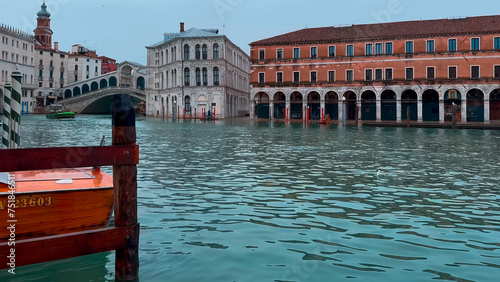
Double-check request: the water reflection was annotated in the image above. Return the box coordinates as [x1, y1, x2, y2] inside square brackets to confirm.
[3, 115, 500, 281]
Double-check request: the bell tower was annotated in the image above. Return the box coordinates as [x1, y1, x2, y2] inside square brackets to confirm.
[34, 1, 53, 48]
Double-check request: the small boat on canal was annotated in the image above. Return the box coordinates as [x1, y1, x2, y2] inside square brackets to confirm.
[0, 168, 113, 240]
[46, 104, 75, 119]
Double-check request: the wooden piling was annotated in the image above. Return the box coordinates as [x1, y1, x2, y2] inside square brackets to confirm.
[112, 94, 139, 281]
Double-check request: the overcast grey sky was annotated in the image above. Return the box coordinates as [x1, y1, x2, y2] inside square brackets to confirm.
[2, 0, 499, 65]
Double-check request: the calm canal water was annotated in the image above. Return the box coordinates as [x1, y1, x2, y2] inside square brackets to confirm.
[2, 115, 500, 282]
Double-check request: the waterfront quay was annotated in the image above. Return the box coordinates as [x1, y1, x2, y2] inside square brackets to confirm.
[250, 16, 500, 126]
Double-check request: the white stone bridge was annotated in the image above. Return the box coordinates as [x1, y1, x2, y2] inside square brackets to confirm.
[58, 87, 146, 114]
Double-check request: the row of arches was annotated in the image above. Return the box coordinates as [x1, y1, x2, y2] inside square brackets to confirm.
[254, 88, 500, 122]
[63, 76, 146, 99]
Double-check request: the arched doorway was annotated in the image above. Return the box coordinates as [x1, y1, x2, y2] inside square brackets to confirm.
[290, 92, 303, 120]
[422, 90, 439, 121]
[466, 89, 484, 122]
[325, 92, 339, 120]
[109, 76, 117, 87]
[402, 90, 418, 121]
[273, 92, 286, 119]
[137, 76, 145, 90]
[361, 91, 376, 121]
[91, 82, 99, 92]
[255, 92, 270, 119]
[344, 91, 357, 120]
[73, 87, 81, 97]
[490, 89, 500, 120]
[197, 95, 208, 116]
[82, 84, 90, 94]
[381, 90, 397, 121]
[444, 89, 462, 122]
[64, 89, 72, 99]
[307, 92, 321, 120]
[100, 79, 108, 89]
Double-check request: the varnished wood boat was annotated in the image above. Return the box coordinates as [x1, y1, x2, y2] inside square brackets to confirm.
[0, 168, 113, 240]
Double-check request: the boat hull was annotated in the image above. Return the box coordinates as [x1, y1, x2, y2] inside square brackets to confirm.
[46, 112, 75, 119]
[0, 169, 113, 240]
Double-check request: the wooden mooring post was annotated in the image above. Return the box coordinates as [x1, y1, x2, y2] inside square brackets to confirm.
[0, 94, 140, 281]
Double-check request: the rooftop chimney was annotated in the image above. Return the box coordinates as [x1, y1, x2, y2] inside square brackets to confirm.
[54, 41, 59, 51]
[180, 22, 185, 33]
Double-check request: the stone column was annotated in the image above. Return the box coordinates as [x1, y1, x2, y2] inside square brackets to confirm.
[484, 99, 490, 123]
[270, 101, 274, 120]
[357, 100, 362, 122]
[376, 99, 381, 121]
[396, 99, 402, 123]
[320, 99, 325, 121]
[439, 99, 445, 123]
[250, 100, 255, 119]
[303, 100, 308, 122]
[417, 98, 423, 122]
[338, 101, 343, 122]
[461, 98, 467, 123]
[286, 99, 291, 121]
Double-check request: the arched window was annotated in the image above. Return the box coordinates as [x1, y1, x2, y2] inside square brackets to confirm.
[196, 68, 201, 86]
[50, 60, 53, 67]
[195, 45, 201, 60]
[39, 59, 43, 66]
[184, 44, 190, 60]
[75, 65, 78, 71]
[213, 67, 220, 86]
[202, 68, 208, 86]
[184, 68, 190, 86]
[185, 96, 191, 112]
[86, 65, 90, 71]
[213, 44, 220, 59]
[95, 66, 98, 72]
[202, 44, 208, 60]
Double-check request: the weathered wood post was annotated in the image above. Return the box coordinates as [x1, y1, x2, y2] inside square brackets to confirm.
[112, 94, 139, 281]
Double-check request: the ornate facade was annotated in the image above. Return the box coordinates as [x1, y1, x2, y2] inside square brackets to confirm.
[250, 16, 500, 123]
[146, 23, 250, 119]
[0, 24, 36, 113]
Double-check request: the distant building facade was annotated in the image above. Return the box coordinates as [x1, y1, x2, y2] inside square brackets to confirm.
[99, 56, 117, 74]
[250, 16, 500, 123]
[33, 1, 68, 107]
[145, 23, 250, 119]
[68, 44, 102, 84]
[0, 24, 36, 113]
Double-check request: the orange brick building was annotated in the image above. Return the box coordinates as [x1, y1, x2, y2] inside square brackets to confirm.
[249, 16, 500, 123]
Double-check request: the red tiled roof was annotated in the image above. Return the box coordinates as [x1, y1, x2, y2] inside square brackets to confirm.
[250, 15, 500, 46]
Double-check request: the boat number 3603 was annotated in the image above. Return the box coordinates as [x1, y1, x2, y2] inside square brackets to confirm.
[0, 196, 52, 209]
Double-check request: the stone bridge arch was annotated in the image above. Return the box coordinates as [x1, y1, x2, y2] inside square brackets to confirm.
[58, 87, 146, 114]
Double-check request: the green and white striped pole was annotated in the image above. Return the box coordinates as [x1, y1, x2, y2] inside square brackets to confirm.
[2, 83, 11, 149]
[10, 71, 22, 149]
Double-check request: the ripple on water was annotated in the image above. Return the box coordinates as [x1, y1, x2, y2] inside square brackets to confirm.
[4, 116, 500, 282]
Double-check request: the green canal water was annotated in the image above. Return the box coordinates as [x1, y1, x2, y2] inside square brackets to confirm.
[2, 115, 500, 281]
